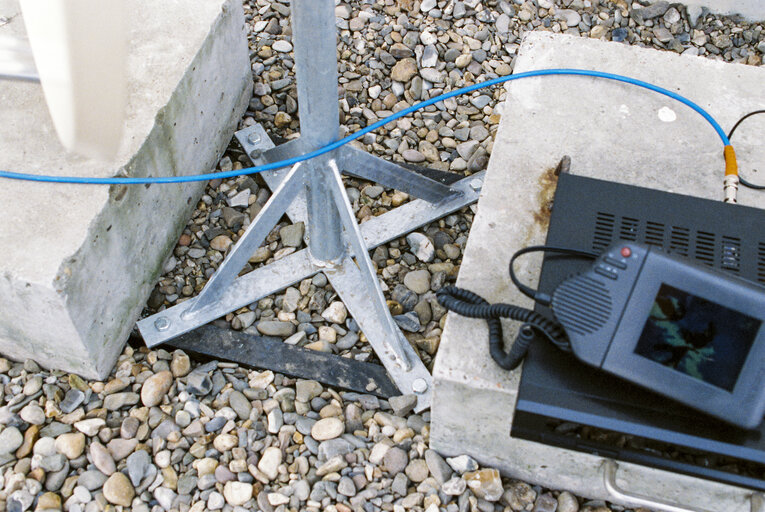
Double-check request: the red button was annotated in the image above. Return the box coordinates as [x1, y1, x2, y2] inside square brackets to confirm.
[621, 247, 632, 258]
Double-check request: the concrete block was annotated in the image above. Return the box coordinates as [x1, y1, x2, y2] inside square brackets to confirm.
[431, 32, 765, 511]
[649, 0, 765, 21]
[0, 0, 253, 378]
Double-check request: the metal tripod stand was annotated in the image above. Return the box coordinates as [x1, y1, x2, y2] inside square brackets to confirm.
[138, 0, 483, 411]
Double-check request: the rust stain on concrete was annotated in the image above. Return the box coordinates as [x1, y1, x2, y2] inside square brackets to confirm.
[533, 166, 559, 232]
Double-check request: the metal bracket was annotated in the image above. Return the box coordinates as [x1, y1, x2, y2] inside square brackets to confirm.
[602, 460, 713, 512]
[138, 0, 485, 410]
[137, 155, 482, 411]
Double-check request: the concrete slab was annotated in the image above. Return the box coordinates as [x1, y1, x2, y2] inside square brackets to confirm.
[431, 32, 765, 511]
[652, 0, 765, 22]
[0, 0, 252, 378]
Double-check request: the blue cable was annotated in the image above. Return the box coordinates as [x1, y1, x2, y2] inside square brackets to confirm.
[0, 68, 731, 185]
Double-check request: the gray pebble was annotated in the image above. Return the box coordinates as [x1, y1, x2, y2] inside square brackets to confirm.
[293, 479, 310, 501]
[392, 285, 419, 311]
[39, 421, 71, 438]
[296, 416, 316, 436]
[256, 320, 296, 337]
[338, 476, 356, 497]
[469, 95, 491, 109]
[205, 416, 227, 433]
[393, 312, 422, 333]
[127, 449, 152, 486]
[426, 450, 453, 484]
[0, 426, 22, 454]
[403, 269, 431, 294]
[78, 469, 109, 491]
[318, 438, 353, 461]
[534, 492, 559, 512]
[178, 474, 198, 495]
[59, 389, 85, 414]
[121, 417, 139, 439]
[557, 491, 580, 512]
[389, 394, 418, 417]
[7, 490, 34, 512]
[154, 487, 177, 510]
[45, 460, 70, 491]
[392, 472, 409, 495]
[186, 371, 213, 396]
[363, 185, 384, 198]
[382, 447, 408, 474]
[198, 473, 217, 491]
[228, 390, 252, 420]
[421, 45, 439, 68]
[336, 332, 359, 350]
[280, 222, 305, 247]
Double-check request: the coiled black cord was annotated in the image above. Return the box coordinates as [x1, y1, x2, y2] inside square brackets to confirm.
[436, 286, 570, 370]
[437, 246, 598, 370]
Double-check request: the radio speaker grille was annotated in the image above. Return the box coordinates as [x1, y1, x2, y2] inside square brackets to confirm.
[552, 275, 613, 335]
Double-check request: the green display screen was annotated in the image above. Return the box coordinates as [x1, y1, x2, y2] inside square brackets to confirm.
[634, 283, 761, 391]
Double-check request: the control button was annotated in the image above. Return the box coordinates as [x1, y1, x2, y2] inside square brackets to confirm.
[595, 265, 618, 280]
[604, 256, 627, 269]
[620, 246, 632, 258]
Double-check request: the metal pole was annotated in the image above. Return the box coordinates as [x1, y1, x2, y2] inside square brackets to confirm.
[291, 0, 344, 263]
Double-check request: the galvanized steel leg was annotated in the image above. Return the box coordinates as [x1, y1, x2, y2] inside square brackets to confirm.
[183, 163, 305, 316]
[323, 160, 433, 408]
[337, 145, 458, 203]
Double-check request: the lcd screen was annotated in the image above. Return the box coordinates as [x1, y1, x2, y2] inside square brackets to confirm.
[634, 283, 761, 391]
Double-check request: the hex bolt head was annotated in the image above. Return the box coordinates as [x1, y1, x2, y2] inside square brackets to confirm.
[412, 378, 428, 394]
[247, 131, 262, 145]
[154, 317, 171, 331]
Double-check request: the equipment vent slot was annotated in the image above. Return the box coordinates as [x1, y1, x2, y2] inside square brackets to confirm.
[645, 221, 665, 247]
[592, 212, 615, 251]
[694, 231, 716, 266]
[668, 226, 690, 257]
[721, 236, 741, 273]
[758, 242, 765, 284]
[619, 216, 640, 241]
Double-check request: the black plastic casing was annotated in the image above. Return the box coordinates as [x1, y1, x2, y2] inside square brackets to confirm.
[552, 242, 765, 429]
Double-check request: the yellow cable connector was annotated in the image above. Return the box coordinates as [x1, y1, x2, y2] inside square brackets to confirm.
[723, 145, 739, 203]
[724, 145, 738, 176]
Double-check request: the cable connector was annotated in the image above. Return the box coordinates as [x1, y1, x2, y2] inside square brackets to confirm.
[724, 174, 739, 204]
[724, 145, 738, 176]
[724, 145, 739, 203]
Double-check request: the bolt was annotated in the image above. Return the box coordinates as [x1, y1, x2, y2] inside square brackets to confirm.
[412, 378, 428, 394]
[470, 178, 483, 191]
[247, 131, 262, 145]
[154, 317, 170, 331]
[249, 149, 263, 160]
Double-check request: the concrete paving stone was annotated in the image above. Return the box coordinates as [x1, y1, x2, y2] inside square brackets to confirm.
[648, 0, 765, 22]
[0, 0, 253, 378]
[431, 31, 765, 512]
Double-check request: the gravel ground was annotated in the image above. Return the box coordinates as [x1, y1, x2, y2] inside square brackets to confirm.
[2, 1, 765, 512]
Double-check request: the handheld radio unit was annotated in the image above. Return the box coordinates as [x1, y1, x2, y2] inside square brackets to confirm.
[554, 243, 765, 429]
